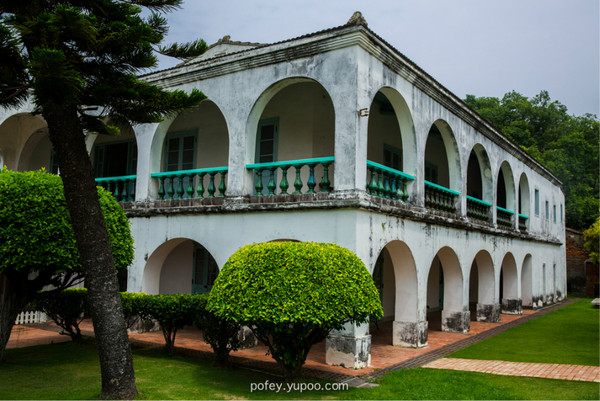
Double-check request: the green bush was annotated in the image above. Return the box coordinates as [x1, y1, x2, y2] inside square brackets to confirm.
[195, 293, 242, 366]
[31, 288, 88, 341]
[208, 241, 382, 380]
[141, 293, 204, 355]
[120, 292, 149, 330]
[0, 170, 134, 275]
[0, 169, 134, 361]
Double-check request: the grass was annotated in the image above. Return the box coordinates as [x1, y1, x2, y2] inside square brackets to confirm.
[1, 338, 598, 400]
[449, 298, 600, 365]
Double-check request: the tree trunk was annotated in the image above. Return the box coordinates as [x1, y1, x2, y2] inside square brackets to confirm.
[44, 104, 138, 399]
[0, 273, 29, 361]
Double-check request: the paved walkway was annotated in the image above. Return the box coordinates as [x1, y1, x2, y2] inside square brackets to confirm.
[424, 358, 600, 382]
[8, 298, 597, 385]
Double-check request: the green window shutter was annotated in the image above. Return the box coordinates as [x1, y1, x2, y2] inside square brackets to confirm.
[255, 118, 279, 163]
[164, 131, 197, 172]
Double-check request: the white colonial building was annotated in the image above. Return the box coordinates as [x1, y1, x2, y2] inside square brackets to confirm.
[0, 13, 566, 369]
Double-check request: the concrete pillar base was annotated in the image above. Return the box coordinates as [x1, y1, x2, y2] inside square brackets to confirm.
[502, 298, 523, 315]
[325, 333, 371, 369]
[392, 320, 428, 348]
[476, 303, 501, 323]
[441, 310, 470, 333]
[237, 326, 257, 349]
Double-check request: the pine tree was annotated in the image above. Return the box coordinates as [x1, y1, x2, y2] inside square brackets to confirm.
[0, 1, 207, 398]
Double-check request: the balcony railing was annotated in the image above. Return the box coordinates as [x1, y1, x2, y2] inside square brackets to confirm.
[424, 181, 459, 213]
[247, 157, 334, 195]
[466, 196, 491, 222]
[496, 206, 514, 228]
[151, 167, 228, 200]
[366, 161, 414, 202]
[95, 175, 136, 202]
[518, 214, 529, 231]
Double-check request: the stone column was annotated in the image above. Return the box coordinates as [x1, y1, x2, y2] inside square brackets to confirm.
[476, 303, 501, 322]
[441, 310, 470, 333]
[501, 298, 523, 315]
[392, 320, 428, 348]
[326, 322, 371, 369]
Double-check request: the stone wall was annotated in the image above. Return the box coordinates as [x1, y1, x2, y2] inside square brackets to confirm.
[565, 228, 588, 294]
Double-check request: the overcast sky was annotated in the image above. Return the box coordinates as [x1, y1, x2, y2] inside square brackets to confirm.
[152, 0, 599, 117]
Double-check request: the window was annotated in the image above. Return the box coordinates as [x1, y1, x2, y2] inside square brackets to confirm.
[383, 144, 402, 171]
[163, 131, 197, 195]
[534, 189, 540, 216]
[94, 140, 137, 178]
[545, 200, 549, 220]
[255, 118, 278, 164]
[553, 204, 556, 223]
[164, 131, 196, 172]
[192, 243, 219, 294]
[560, 204, 563, 223]
[254, 118, 279, 194]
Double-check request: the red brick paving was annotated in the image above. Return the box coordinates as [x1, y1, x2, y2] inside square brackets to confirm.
[6, 325, 70, 349]
[8, 304, 596, 383]
[424, 358, 600, 382]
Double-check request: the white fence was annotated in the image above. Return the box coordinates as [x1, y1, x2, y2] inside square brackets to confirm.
[15, 310, 46, 325]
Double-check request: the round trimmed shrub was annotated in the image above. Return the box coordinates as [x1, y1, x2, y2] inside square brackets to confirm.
[208, 241, 382, 380]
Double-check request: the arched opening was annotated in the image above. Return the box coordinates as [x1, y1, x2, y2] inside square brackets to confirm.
[500, 253, 521, 314]
[365, 88, 416, 200]
[424, 121, 461, 213]
[468, 250, 498, 322]
[90, 121, 138, 200]
[466, 145, 493, 222]
[17, 128, 56, 173]
[155, 100, 230, 199]
[521, 254, 533, 308]
[426, 247, 467, 333]
[518, 173, 531, 231]
[142, 238, 219, 295]
[371, 241, 422, 347]
[552, 263, 557, 302]
[0, 113, 47, 170]
[542, 263, 548, 304]
[246, 78, 335, 195]
[496, 161, 516, 228]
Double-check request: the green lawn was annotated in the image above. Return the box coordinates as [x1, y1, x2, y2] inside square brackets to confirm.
[449, 298, 600, 365]
[1, 338, 597, 400]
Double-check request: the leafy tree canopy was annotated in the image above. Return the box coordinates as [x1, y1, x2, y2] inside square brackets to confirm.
[583, 217, 599, 264]
[465, 91, 599, 231]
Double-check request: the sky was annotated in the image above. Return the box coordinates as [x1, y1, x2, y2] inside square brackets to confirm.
[151, 0, 600, 117]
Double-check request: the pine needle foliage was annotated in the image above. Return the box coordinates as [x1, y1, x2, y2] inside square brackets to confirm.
[0, 0, 208, 128]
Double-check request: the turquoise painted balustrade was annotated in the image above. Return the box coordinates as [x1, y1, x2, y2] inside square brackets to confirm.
[151, 167, 228, 200]
[466, 196, 491, 222]
[496, 206, 514, 228]
[518, 214, 529, 231]
[424, 181, 459, 213]
[95, 175, 136, 202]
[366, 161, 414, 201]
[247, 157, 334, 195]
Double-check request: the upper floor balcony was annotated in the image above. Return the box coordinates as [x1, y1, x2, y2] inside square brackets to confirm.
[0, 22, 564, 243]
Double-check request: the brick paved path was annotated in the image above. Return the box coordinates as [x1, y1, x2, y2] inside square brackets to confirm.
[424, 358, 600, 382]
[9, 298, 596, 386]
